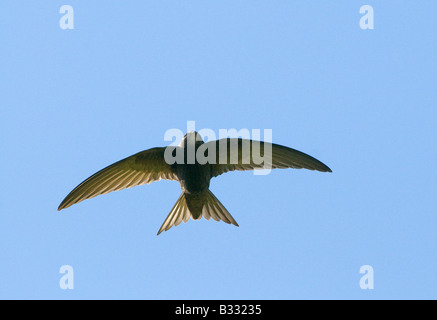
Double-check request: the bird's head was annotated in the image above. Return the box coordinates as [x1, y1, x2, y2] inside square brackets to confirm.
[179, 131, 204, 148]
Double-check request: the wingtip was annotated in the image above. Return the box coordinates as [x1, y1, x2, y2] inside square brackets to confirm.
[313, 165, 332, 173]
[58, 200, 72, 211]
[156, 226, 166, 235]
[318, 163, 332, 173]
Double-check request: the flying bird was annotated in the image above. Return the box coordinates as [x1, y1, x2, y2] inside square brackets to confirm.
[58, 132, 332, 235]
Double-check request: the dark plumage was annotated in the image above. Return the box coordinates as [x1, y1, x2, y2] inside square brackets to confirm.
[58, 131, 331, 235]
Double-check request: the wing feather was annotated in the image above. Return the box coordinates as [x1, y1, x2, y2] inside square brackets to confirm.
[58, 147, 178, 210]
[206, 138, 331, 177]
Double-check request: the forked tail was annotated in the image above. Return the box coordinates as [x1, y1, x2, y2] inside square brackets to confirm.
[157, 189, 239, 235]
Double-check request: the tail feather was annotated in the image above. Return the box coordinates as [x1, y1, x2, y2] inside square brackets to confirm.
[202, 191, 238, 226]
[157, 193, 190, 235]
[157, 190, 238, 235]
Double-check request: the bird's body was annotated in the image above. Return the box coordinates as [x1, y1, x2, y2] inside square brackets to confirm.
[58, 131, 332, 235]
[174, 131, 212, 194]
[176, 163, 211, 194]
[172, 146, 215, 222]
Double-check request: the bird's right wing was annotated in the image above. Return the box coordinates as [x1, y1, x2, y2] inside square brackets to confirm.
[204, 138, 331, 177]
[58, 147, 179, 210]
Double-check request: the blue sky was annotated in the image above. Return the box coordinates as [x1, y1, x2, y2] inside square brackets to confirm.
[1, 1, 436, 299]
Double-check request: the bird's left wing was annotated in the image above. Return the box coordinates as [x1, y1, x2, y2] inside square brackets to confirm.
[204, 138, 332, 177]
[58, 147, 178, 210]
